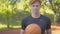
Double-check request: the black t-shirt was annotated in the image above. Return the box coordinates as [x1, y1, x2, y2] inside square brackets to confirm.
[22, 15, 51, 34]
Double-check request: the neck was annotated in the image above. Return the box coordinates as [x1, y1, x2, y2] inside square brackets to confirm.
[31, 12, 40, 18]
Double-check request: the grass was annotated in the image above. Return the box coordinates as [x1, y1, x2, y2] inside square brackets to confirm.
[0, 23, 21, 31]
[0, 24, 7, 28]
[0, 27, 8, 31]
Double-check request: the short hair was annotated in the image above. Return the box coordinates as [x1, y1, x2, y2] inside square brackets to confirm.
[29, 0, 42, 5]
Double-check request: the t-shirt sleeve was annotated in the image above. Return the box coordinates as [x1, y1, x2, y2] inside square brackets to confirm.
[21, 19, 27, 30]
[46, 18, 51, 30]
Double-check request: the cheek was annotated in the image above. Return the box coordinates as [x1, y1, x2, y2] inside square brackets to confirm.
[30, 7, 35, 10]
[37, 7, 40, 10]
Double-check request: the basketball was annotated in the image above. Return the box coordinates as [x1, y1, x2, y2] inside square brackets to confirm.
[24, 23, 41, 34]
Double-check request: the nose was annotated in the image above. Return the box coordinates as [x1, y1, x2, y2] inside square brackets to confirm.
[32, 5, 38, 8]
[35, 6, 37, 9]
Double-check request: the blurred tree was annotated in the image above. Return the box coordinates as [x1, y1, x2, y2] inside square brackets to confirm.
[8, 0, 21, 28]
[48, 0, 60, 23]
[0, 0, 21, 28]
[42, 0, 60, 24]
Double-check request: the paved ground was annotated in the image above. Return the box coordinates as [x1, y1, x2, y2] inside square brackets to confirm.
[0, 29, 20, 34]
[0, 25, 60, 34]
[51, 25, 60, 34]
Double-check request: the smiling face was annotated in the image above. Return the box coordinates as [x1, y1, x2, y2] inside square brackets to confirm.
[30, 2, 41, 15]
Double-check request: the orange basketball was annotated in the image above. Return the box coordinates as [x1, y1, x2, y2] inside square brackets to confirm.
[24, 23, 41, 34]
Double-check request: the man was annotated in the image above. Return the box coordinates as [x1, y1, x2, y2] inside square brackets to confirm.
[20, 0, 51, 34]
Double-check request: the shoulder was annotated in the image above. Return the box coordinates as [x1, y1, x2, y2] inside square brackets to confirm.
[43, 15, 51, 24]
[42, 15, 50, 20]
[41, 15, 51, 23]
[42, 15, 51, 26]
[22, 15, 31, 21]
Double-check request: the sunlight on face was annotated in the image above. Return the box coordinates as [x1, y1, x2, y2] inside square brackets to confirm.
[30, 2, 41, 14]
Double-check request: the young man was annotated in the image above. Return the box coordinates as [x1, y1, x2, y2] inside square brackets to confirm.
[20, 0, 51, 34]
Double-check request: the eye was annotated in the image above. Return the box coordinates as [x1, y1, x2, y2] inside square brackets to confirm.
[32, 5, 35, 7]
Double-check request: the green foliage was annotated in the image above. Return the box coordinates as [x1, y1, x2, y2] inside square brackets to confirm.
[0, 0, 60, 31]
[43, 0, 60, 23]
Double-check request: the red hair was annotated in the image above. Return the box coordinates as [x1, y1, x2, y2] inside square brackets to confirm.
[29, 0, 42, 5]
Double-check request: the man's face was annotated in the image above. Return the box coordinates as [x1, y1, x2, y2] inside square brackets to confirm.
[30, 2, 41, 14]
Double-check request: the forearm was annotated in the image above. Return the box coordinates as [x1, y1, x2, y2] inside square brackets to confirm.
[20, 29, 24, 34]
[47, 30, 51, 34]
[45, 29, 51, 34]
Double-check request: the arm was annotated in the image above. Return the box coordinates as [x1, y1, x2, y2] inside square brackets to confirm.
[21, 18, 26, 34]
[45, 18, 51, 34]
[45, 29, 51, 34]
[20, 29, 24, 34]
